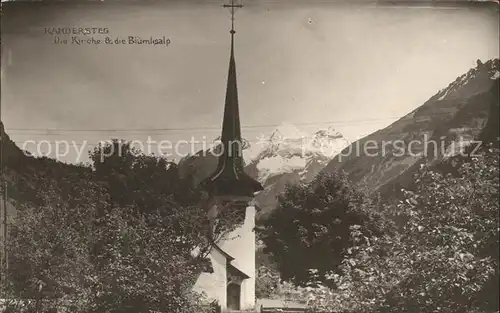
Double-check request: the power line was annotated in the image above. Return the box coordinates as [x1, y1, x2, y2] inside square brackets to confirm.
[13, 141, 217, 148]
[4, 113, 445, 134]
[6, 117, 398, 133]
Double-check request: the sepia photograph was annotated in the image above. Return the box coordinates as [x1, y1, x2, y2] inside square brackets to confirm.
[0, 0, 499, 312]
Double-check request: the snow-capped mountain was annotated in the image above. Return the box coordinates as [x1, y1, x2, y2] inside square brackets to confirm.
[178, 123, 350, 218]
[177, 57, 499, 217]
[242, 123, 350, 218]
[244, 123, 350, 184]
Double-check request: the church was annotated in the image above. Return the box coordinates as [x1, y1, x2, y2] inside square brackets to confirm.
[193, 206, 259, 311]
[192, 1, 263, 311]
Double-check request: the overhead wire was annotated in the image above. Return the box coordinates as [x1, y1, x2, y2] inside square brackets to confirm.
[5, 111, 450, 135]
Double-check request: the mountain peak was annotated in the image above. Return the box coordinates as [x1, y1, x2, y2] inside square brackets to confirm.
[308, 126, 350, 159]
[435, 58, 499, 101]
[269, 122, 306, 142]
[313, 126, 344, 140]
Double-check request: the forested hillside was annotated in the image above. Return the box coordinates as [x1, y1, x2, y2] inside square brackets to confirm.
[1, 125, 225, 313]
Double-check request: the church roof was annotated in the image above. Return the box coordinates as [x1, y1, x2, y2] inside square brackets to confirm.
[201, 31, 263, 198]
[212, 242, 235, 262]
[212, 242, 250, 279]
[227, 262, 250, 279]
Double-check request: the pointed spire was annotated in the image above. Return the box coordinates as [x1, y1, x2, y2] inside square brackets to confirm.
[201, 1, 263, 199]
[219, 30, 241, 166]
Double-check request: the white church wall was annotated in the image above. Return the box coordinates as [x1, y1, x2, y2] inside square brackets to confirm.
[192, 247, 228, 310]
[219, 206, 256, 310]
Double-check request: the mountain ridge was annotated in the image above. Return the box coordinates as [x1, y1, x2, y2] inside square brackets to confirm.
[2, 58, 498, 219]
[321, 58, 499, 197]
[178, 58, 499, 216]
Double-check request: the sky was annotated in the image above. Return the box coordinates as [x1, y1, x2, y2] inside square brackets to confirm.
[1, 1, 499, 164]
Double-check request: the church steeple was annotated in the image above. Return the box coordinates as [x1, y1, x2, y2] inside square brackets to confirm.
[220, 20, 241, 166]
[202, 0, 263, 199]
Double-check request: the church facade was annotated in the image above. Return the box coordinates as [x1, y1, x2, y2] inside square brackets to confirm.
[193, 205, 256, 311]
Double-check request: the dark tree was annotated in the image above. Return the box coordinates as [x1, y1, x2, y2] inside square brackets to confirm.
[260, 171, 387, 287]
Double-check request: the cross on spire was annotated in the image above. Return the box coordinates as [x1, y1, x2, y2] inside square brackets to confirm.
[200, 0, 263, 200]
[223, 0, 243, 34]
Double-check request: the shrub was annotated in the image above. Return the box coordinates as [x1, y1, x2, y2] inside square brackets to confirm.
[260, 171, 388, 287]
[305, 148, 499, 313]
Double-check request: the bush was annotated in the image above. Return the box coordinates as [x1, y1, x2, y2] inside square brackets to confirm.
[3, 141, 220, 313]
[260, 171, 389, 287]
[305, 148, 499, 313]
